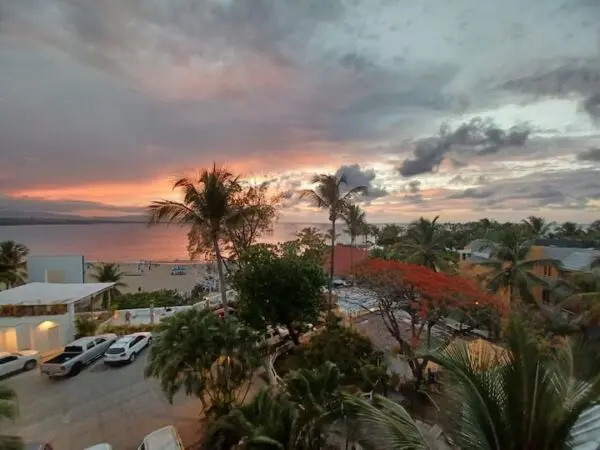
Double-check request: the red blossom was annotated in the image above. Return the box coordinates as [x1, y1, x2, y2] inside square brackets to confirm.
[356, 258, 506, 319]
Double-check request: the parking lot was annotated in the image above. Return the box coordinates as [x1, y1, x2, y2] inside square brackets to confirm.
[3, 350, 204, 450]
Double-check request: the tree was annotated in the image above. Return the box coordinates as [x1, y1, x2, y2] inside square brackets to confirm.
[342, 204, 366, 283]
[356, 259, 504, 386]
[223, 181, 281, 264]
[203, 389, 299, 450]
[376, 224, 404, 246]
[0, 241, 29, 288]
[285, 323, 381, 387]
[295, 227, 328, 261]
[204, 363, 346, 450]
[423, 317, 600, 450]
[555, 221, 584, 239]
[232, 243, 327, 345]
[342, 394, 435, 450]
[284, 362, 345, 450]
[397, 216, 454, 272]
[89, 262, 127, 309]
[475, 230, 559, 305]
[0, 384, 22, 450]
[522, 215, 554, 238]
[299, 174, 367, 313]
[147, 164, 241, 315]
[145, 308, 261, 417]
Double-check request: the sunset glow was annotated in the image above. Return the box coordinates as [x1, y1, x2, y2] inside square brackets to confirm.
[0, 0, 599, 222]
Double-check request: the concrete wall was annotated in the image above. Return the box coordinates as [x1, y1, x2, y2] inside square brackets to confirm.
[27, 255, 85, 283]
[0, 313, 72, 355]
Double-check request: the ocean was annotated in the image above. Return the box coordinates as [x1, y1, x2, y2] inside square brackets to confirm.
[0, 223, 351, 262]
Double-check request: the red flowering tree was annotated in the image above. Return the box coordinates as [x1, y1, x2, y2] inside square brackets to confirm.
[355, 259, 505, 386]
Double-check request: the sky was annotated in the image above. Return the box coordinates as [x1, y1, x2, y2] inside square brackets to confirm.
[1, 0, 600, 223]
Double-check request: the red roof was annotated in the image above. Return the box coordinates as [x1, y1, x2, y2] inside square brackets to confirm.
[323, 245, 369, 277]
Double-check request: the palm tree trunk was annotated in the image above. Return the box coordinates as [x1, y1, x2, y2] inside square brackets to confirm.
[350, 235, 355, 285]
[213, 237, 228, 316]
[328, 219, 336, 315]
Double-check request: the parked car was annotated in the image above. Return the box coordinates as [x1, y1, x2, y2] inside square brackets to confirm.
[264, 326, 290, 347]
[104, 332, 152, 365]
[138, 426, 184, 450]
[84, 444, 112, 450]
[40, 334, 117, 378]
[0, 350, 40, 377]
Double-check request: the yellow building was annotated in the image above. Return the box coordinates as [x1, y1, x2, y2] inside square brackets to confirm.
[458, 239, 600, 307]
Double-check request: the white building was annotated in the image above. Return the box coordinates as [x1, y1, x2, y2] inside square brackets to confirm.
[0, 282, 114, 356]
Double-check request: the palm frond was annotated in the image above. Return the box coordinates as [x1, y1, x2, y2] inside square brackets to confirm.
[342, 393, 433, 450]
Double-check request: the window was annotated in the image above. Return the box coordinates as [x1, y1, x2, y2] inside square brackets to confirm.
[86, 342, 95, 350]
[130, 337, 142, 346]
[0, 356, 18, 364]
[542, 289, 551, 303]
[543, 265, 552, 277]
[94, 338, 106, 345]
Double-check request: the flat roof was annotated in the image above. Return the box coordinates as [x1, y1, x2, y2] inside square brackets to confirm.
[0, 282, 115, 306]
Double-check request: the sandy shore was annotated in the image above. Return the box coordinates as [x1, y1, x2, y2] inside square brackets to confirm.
[84, 261, 209, 295]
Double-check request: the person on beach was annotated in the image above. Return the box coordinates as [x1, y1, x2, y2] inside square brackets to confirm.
[125, 310, 131, 325]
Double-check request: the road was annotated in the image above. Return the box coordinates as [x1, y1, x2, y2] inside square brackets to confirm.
[2, 350, 204, 450]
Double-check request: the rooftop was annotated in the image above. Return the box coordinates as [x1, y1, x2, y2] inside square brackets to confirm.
[323, 245, 369, 277]
[0, 282, 115, 306]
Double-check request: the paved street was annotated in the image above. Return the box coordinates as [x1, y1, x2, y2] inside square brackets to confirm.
[2, 350, 204, 450]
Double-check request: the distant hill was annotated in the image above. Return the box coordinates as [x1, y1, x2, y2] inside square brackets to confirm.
[0, 210, 146, 226]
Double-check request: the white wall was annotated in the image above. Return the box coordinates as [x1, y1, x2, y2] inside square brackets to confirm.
[0, 314, 72, 354]
[27, 255, 85, 283]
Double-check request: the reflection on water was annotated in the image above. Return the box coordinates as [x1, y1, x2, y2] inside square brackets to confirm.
[0, 223, 350, 261]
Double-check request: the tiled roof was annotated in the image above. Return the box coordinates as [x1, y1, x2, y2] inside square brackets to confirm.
[561, 250, 600, 272]
[543, 247, 579, 261]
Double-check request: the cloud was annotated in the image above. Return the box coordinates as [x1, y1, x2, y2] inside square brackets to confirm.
[1, 0, 600, 221]
[397, 118, 531, 177]
[446, 169, 600, 209]
[334, 164, 389, 199]
[577, 148, 600, 161]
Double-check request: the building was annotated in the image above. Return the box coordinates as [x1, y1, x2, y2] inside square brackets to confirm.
[27, 255, 85, 283]
[459, 239, 600, 307]
[0, 282, 115, 355]
[323, 245, 370, 278]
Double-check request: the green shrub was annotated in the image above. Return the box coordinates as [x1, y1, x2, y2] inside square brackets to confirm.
[274, 324, 380, 386]
[112, 290, 187, 310]
[75, 316, 98, 338]
[101, 323, 157, 336]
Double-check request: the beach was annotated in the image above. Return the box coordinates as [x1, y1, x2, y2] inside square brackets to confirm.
[84, 261, 208, 295]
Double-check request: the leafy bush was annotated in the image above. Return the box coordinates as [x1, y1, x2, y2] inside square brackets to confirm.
[274, 323, 381, 386]
[113, 290, 186, 310]
[102, 323, 157, 336]
[75, 315, 98, 338]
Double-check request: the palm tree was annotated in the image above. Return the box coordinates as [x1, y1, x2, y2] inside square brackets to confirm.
[475, 230, 559, 305]
[522, 215, 554, 238]
[89, 263, 127, 309]
[0, 384, 22, 450]
[299, 174, 367, 311]
[346, 317, 600, 450]
[147, 164, 241, 315]
[284, 362, 345, 450]
[0, 241, 29, 288]
[398, 216, 453, 272]
[203, 389, 299, 450]
[342, 204, 366, 283]
[556, 221, 584, 239]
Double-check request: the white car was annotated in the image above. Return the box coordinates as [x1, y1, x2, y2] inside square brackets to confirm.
[0, 350, 40, 377]
[104, 332, 152, 365]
